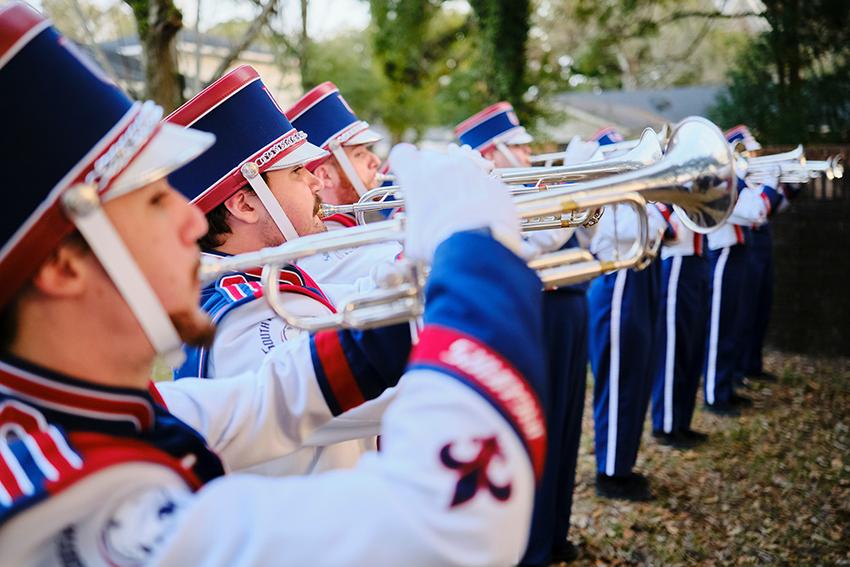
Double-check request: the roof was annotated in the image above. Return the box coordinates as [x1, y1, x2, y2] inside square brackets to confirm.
[544, 85, 724, 141]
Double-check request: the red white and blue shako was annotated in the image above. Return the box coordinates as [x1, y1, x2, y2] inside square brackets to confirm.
[590, 126, 625, 146]
[725, 124, 762, 152]
[167, 65, 327, 242]
[0, 3, 213, 366]
[454, 102, 533, 167]
[285, 81, 383, 196]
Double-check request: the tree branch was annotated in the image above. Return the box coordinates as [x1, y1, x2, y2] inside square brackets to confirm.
[206, 0, 278, 86]
[659, 10, 764, 24]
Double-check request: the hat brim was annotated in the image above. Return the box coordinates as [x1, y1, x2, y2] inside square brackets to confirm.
[266, 140, 329, 171]
[344, 127, 383, 146]
[504, 127, 534, 145]
[109, 123, 215, 199]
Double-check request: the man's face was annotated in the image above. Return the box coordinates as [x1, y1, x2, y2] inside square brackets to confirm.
[316, 144, 381, 205]
[485, 144, 532, 168]
[266, 165, 326, 239]
[103, 178, 214, 344]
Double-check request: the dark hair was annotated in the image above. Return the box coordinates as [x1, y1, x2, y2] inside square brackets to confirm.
[198, 183, 264, 250]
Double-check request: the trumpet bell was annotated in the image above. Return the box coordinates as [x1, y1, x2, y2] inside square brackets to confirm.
[650, 117, 736, 234]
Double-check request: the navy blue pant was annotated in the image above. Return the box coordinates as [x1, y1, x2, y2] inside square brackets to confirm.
[704, 245, 747, 407]
[651, 255, 709, 433]
[522, 289, 588, 565]
[589, 267, 658, 477]
[738, 226, 773, 376]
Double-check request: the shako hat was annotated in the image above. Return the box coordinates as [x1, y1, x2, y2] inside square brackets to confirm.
[0, 3, 214, 365]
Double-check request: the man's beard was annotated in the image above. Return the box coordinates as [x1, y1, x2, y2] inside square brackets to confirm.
[313, 193, 323, 217]
[171, 310, 216, 348]
[171, 258, 216, 348]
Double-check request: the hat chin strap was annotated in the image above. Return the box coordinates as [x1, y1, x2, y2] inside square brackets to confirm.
[240, 162, 300, 242]
[495, 141, 523, 168]
[328, 138, 369, 197]
[62, 184, 186, 367]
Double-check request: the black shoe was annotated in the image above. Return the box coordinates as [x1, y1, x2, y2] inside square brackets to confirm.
[749, 370, 777, 382]
[730, 393, 753, 407]
[704, 403, 740, 417]
[680, 428, 709, 443]
[551, 541, 580, 564]
[653, 429, 706, 449]
[595, 472, 654, 501]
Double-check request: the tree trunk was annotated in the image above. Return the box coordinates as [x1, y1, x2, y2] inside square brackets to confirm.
[125, 0, 184, 112]
[299, 0, 310, 89]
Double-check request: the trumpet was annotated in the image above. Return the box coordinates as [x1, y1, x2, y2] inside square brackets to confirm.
[320, 186, 603, 231]
[530, 124, 672, 166]
[497, 127, 663, 185]
[320, 130, 665, 229]
[198, 116, 735, 332]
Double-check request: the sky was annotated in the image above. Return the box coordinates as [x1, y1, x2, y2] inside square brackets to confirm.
[29, 0, 373, 40]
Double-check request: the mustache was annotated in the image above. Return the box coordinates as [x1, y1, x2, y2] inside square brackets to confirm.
[313, 193, 323, 216]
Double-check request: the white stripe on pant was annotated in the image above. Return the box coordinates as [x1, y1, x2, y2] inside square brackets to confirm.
[606, 269, 628, 476]
[663, 255, 682, 433]
[706, 247, 730, 405]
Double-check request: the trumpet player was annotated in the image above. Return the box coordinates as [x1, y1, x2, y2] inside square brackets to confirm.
[286, 82, 384, 226]
[702, 169, 781, 415]
[285, 82, 403, 282]
[456, 104, 588, 565]
[166, 66, 408, 473]
[650, 206, 711, 448]
[588, 197, 671, 501]
[727, 125, 785, 384]
[0, 9, 551, 563]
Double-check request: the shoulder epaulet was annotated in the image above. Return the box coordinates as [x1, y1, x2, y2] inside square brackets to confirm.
[0, 399, 204, 526]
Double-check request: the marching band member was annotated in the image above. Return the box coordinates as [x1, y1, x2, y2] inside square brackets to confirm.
[0, 7, 549, 564]
[727, 125, 780, 383]
[282, 82, 403, 283]
[587, 199, 669, 501]
[702, 174, 775, 415]
[455, 102, 534, 168]
[457, 104, 587, 565]
[166, 66, 409, 473]
[586, 126, 671, 500]
[650, 207, 710, 448]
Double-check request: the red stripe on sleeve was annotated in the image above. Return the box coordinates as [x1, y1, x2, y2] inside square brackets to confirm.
[314, 332, 365, 412]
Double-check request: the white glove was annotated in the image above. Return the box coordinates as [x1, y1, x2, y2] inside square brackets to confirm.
[389, 144, 522, 263]
[562, 135, 601, 166]
[446, 143, 495, 173]
[747, 168, 780, 190]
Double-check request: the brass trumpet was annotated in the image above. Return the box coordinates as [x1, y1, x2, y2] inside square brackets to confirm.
[320, 129, 665, 229]
[198, 116, 735, 332]
[496, 127, 663, 185]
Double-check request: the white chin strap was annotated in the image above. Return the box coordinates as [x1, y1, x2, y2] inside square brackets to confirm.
[329, 138, 369, 197]
[241, 162, 300, 242]
[495, 141, 523, 168]
[62, 184, 186, 367]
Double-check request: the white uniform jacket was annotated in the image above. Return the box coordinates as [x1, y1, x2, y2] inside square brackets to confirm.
[590, 203, 669, 262]
[706, 186, 770, 250]
[176, 255, 409, 476]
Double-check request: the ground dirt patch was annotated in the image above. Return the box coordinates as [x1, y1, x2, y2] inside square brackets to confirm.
[565, 352, 850, 566]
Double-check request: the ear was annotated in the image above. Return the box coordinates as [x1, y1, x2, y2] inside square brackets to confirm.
[31, 238, 93, 299]
[223, 188, 262, 224]
[312, 163, 337, 190]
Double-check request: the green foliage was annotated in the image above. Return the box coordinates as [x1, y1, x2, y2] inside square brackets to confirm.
[710, 0, 850, 143]
[468, 0, 532, 122]
[299, 32, 389, 125]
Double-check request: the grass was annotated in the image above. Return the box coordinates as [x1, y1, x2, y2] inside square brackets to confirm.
[566, 352, 850, 566]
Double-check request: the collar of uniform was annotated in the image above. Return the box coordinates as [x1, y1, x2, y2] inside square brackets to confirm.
[201, 249, 323, 290]
[0, 355, 158, 434]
